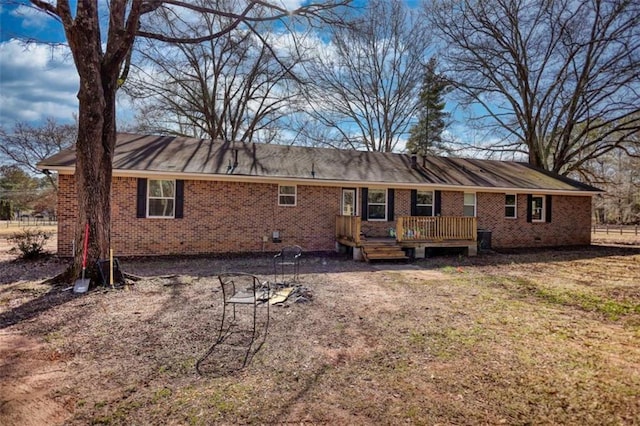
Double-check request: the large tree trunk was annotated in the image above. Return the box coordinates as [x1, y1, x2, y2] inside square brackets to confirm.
[72, 77, 116, 278]
[63, 0, 120, 280]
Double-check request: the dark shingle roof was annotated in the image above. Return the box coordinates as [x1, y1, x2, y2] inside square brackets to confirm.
[39, 133, 601, 193]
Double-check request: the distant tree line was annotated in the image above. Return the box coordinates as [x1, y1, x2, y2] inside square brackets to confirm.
[0, 119, 75, 219]
[589, 151, 640, 224]
[0, 165, 56, 219]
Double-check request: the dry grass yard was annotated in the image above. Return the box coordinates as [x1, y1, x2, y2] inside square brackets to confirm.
[592, 230, 640, 247]
[0, 222, 57, 236]
[1, 238, 639, 425]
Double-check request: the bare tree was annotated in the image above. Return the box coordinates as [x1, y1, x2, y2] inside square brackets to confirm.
[126, 1, 305, 144]
[26, 0, 348, 278]
[587, 132, 640, 224]
[428, 0, 640, 174]
[301, 0, 431, 152]
[0, 118, 76, 190]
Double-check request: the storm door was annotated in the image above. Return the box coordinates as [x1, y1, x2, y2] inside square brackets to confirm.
[341, 189, 357, 216]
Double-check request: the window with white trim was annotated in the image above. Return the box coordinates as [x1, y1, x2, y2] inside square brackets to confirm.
[278, 185, 297, 206]
[367, 188, 387, 220]
[416, 190, 434, 216]
[463, 193, 476, 217]
[505, 194, 517, 218]
[531, 195, 545, 222]
[148, 179, 175, 218]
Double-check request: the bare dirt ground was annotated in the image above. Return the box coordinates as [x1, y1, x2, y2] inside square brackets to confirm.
[1, 233, 639, 425]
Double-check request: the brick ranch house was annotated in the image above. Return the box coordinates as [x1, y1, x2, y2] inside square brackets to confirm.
[39, 133, 601, 260]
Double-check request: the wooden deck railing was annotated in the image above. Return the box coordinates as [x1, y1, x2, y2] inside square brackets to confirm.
[336, 215, 477, 245]
[336, 215, 361, 244]
[397, 216, 477, 242]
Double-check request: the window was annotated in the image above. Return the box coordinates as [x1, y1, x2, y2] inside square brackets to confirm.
[505, 194, 517, 218]
[137, 179, 183, 219]
[531, 195, 544, 222]
[367, 188, 387, 220]
[148, 179, 175, 218]
[362, 188, 394, 221]
[463, 193, 476, 217]
[278, 185, 296, 206]
[415, 190, 433, 216]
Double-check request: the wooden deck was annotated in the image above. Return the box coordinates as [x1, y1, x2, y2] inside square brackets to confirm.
[360, 239, 409, 261]
[336, 215, 478, 261]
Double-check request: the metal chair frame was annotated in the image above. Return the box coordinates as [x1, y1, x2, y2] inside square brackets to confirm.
[273, 245, 303, 284]
[196, 272, 270, 374]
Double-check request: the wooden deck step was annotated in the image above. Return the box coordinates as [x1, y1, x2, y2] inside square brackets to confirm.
[365, 253, 409, 261]
[361, 242, 408, 262]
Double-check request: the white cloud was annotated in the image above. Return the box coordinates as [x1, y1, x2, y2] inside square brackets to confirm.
[0, 39, 134, 127]
[10, 4, 51, 29]
[0, 39, 78, 126]
[275, 0, 305, 10]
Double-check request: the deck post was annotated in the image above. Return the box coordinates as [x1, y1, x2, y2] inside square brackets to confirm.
[353, 247, 363, 261]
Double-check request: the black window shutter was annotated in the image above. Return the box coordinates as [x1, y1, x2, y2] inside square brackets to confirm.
[434, 190, 442, 216]
[410, 189, 417, 216]
[136, 178, 147, 218]
[175, 180, 184, 219]
[388, 189, 395, 221]
[545, 195, 552, 223]
[361, 188, 368, 221]
[526, 194, 533, 223]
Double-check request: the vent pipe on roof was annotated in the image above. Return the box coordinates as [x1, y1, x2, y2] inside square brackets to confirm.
[311, 162, 316, 178]
[226, 149, 239, 174]
[410, 154, 417, 169]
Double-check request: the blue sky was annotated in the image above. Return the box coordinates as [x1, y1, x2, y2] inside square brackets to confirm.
[0, 0, 451, 148]
[0, 1, 329, 129]
[1, 2, 79, 126]
[1, 1, 66, 42]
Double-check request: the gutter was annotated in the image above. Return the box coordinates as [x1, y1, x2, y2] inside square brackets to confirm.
[41, 164, 604, 197]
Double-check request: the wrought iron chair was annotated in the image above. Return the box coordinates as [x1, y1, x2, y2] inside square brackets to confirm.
[273, 245, 303, 284]
[196, 272, 270, 375]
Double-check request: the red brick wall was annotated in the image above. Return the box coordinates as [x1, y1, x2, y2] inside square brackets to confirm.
[57, 174, 77, 257]
[360, 189, 411, 238]
[58, 176, 340, 257]
[57, 177, 593, 256]
[441, 190, 464, 216]
[476, 192, 592, 247]
[355, 188, 592, 247]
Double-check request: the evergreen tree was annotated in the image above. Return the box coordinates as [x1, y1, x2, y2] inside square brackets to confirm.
[0, 165, 39, 212]
[407, 57, 451, 156]
[0, 200, 11, 221]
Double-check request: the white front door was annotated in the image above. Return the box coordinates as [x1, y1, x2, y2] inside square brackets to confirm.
[342, 189, 356, 216]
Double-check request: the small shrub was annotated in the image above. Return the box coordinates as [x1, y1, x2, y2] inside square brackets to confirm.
[7, 228, 52, 259]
